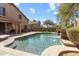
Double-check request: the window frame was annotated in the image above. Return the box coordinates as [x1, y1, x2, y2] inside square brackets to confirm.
[19, 14, 22, 19]
[0, 7, 6, 16]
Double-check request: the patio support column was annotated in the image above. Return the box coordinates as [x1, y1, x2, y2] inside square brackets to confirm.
[20, 24, 22, 33]
[15, 24, 18, 34]
[5, 23, 7, 34]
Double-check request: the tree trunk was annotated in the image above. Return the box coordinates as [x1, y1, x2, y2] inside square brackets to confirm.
[65, 20, 68, 26]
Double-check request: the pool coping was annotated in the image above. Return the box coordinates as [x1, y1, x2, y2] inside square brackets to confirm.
[0, 32, 59, 56]
[42, 45, 79, 56]
[0, 32, 78, 56]
[0, 32, 42, 56]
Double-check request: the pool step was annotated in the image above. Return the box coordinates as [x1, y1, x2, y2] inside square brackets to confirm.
[6, 42, 17, 49]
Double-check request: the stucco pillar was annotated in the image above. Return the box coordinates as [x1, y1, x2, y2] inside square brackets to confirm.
[15, 24, 18, 34]
[5, 23, 7, 33]
[20, 24, 22, 33]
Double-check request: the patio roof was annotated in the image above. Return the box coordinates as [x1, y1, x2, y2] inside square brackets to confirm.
[0, 16, 21, 24]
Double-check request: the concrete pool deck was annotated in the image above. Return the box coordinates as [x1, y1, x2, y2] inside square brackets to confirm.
[0, 32, 40, 56]
[0, 32, 40, 46]
[0, 32, 79, 56]
[42, 45, 79, 56]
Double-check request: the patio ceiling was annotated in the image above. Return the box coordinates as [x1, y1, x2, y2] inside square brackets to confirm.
[0, 16, 21, 24]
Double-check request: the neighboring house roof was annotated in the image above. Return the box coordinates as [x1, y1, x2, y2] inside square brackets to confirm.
[9, 3, 29, 21]
[29, 21, 38, 25]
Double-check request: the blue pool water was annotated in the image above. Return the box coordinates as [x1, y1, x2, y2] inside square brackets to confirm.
[7, 33, 62, 55]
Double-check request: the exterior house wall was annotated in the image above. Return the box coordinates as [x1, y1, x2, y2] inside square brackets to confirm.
[0, 3, 28, 24]
[0, 3, 29, 33]
[28, 21, 41, 31]
[77, 20, 79, 28]
[76, 18, 79, 28]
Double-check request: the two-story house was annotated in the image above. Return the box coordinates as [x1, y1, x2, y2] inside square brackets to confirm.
[0, 3, 29, 34]
[28, 20, 41, 31]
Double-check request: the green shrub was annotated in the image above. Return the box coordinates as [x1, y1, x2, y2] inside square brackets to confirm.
[66, 28, 79, 45]
[60, 24, 72, 30]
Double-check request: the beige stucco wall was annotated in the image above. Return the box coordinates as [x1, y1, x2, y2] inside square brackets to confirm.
[77, 20, 79, 28]
[76, 18, 79, 28]
[0, 3, 28, 25]
[0, 3, 29, 33]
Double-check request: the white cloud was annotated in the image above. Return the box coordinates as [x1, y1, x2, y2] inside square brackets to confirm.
[30, 8, 36, 14]
[14, 3, 20, 6]
[47, 3, 56, 12]
[42, 18, 47, 22]
[34, 18, 39, 21]
[54, 11, 59, 15]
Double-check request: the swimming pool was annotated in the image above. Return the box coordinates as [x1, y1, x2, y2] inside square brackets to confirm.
[6, 33, 62, 55]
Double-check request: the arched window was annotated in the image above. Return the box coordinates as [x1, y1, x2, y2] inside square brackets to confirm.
[0, 7, 6, 16]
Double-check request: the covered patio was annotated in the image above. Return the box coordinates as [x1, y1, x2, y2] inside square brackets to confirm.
[0, 16, 22, 34]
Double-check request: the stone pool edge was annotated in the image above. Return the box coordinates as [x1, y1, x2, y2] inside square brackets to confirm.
[0, 32, 58, 56]
[0, 32, 43, 56]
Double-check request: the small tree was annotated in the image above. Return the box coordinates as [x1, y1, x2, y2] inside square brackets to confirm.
[43, 20, 55, 28]
[58, 3, 79, 28]
[33, 19, 37, 22]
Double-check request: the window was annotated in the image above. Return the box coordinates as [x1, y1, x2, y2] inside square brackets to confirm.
[0, 7, 6, 16]
[19, 14, 22, 19]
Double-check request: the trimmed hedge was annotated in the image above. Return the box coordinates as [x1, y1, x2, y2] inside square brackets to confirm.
[28, 27, 56, 32]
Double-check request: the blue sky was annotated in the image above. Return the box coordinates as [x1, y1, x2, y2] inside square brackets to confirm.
[15, 3, 60, 24]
